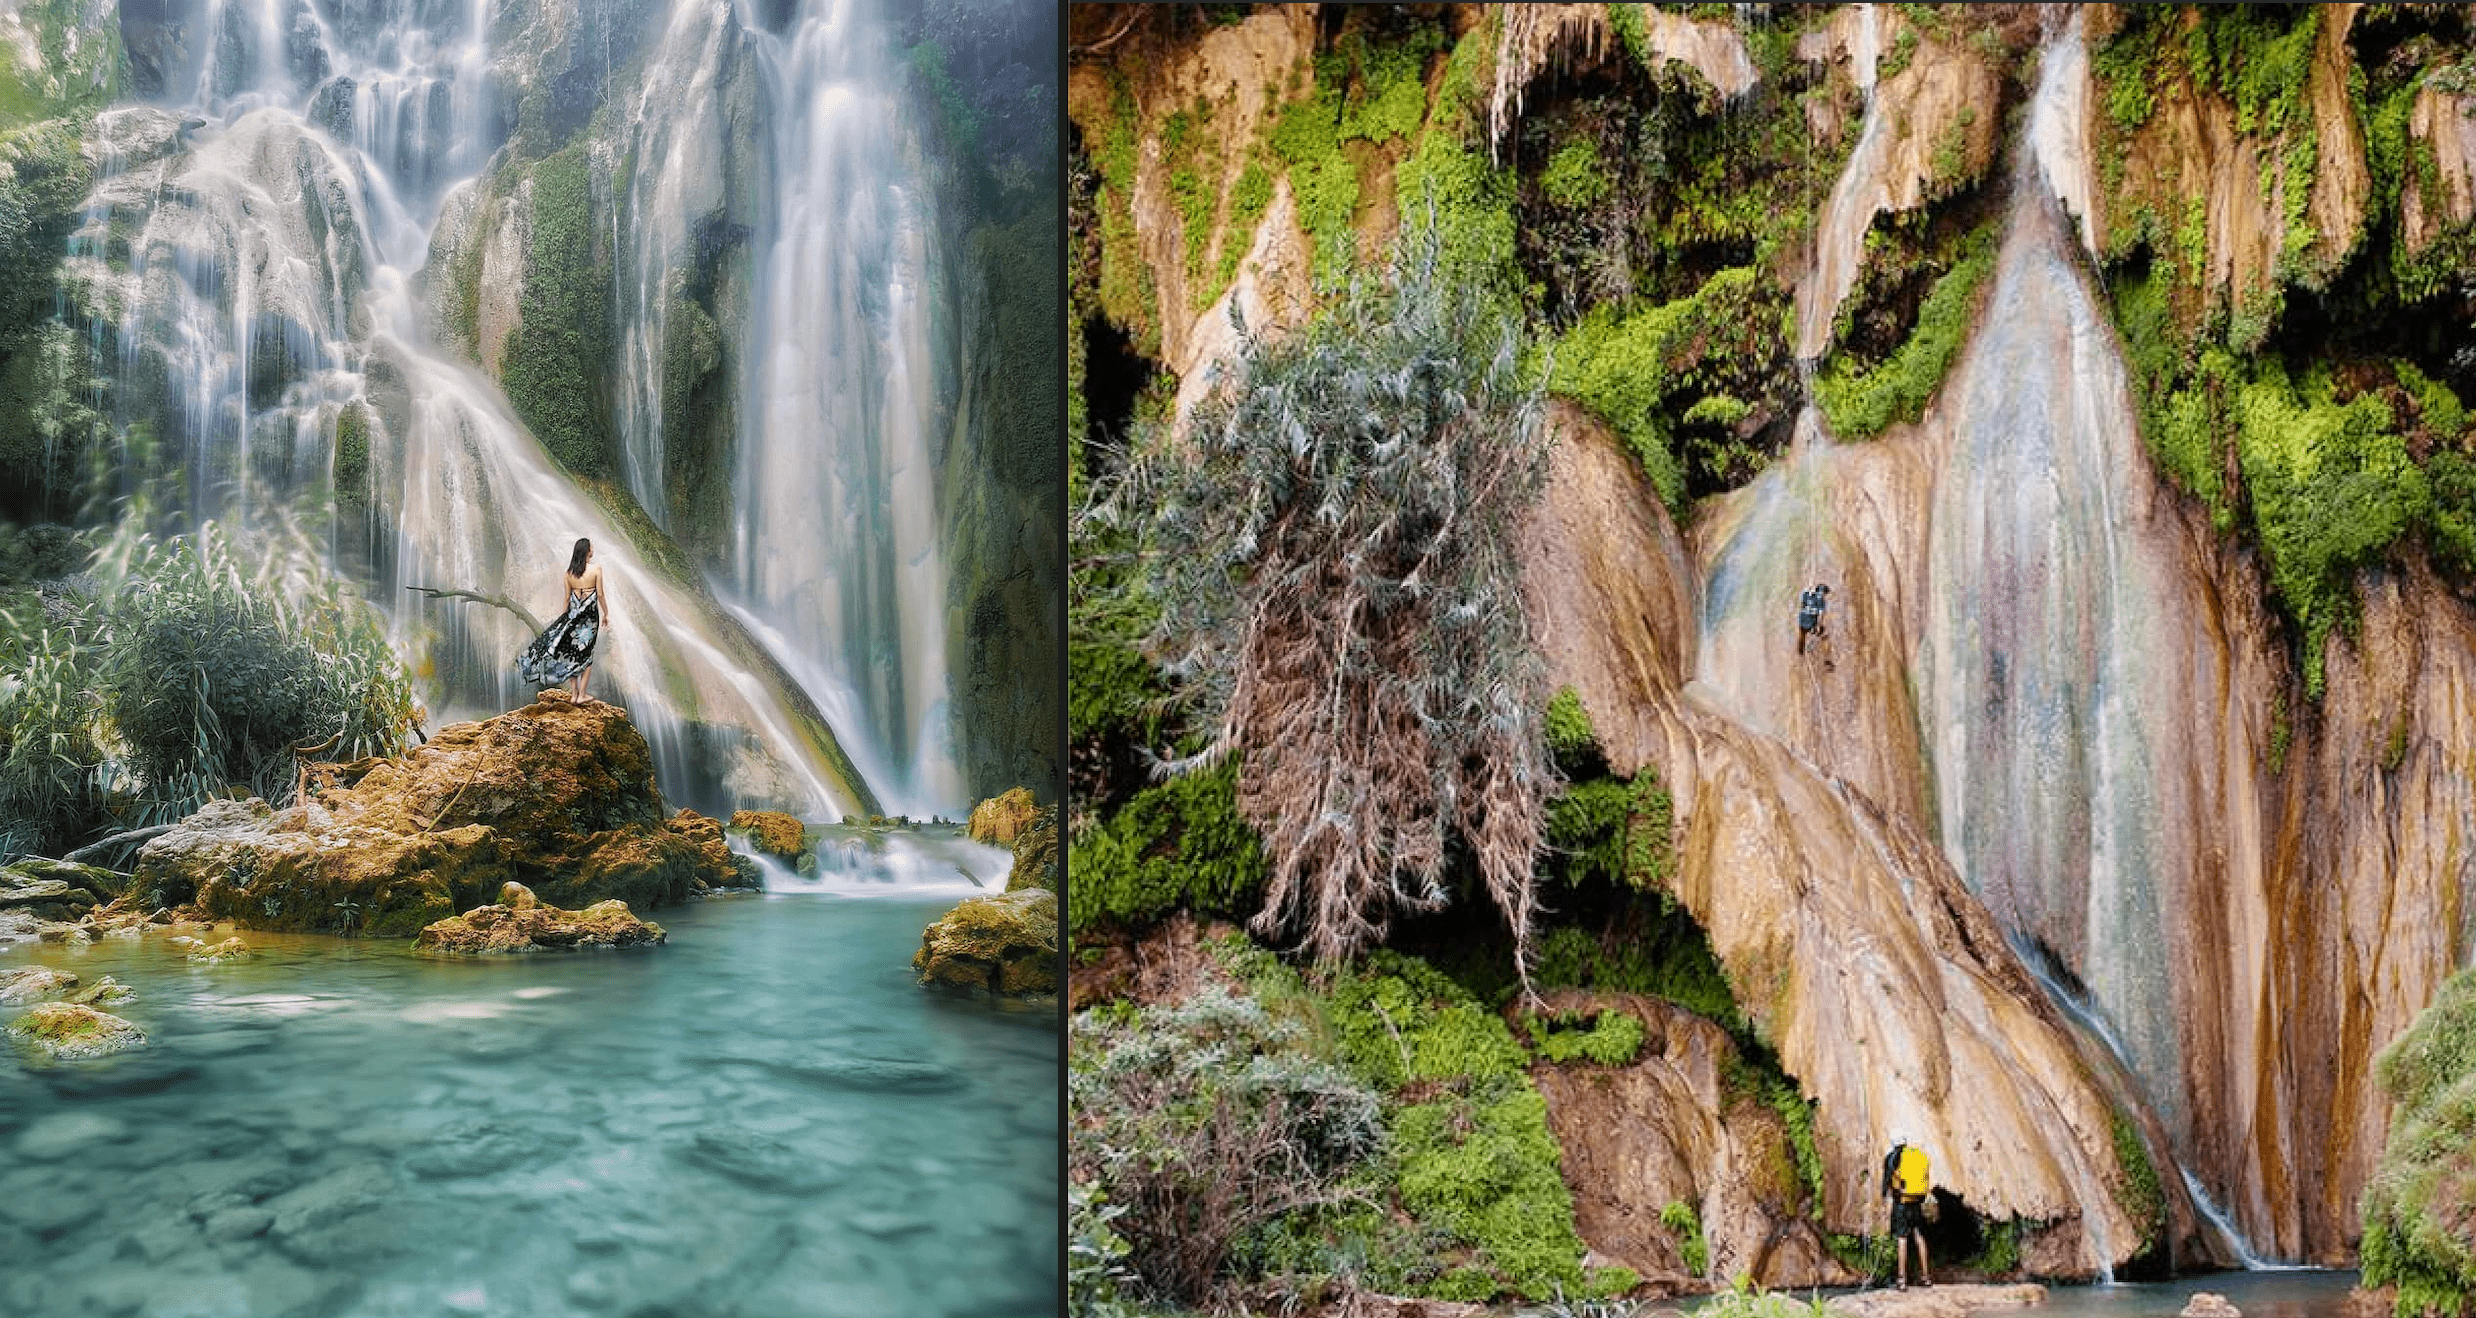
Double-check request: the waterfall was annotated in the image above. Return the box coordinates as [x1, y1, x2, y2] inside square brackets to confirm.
[1794, 1, 1887, 362]
[612, 0, 964, 818]
[64, 0, 882, 820]
[1917, 3, 2187, 1183]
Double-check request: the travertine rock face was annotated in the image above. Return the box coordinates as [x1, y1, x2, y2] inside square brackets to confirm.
[1528, 990, 1859, 1289]
[414, 899, 666, 954]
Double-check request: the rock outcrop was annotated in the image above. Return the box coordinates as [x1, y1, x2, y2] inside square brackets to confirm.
[1828, 1284, 2047, 1318]
[968, 788, 1039, 847]
[132, 697, 740, 936]
[1005, 804, 1059, 892]
[413, 899, 666, 954]
[728, 810, 809, 862]
[7, 1002, 147, 1060]
[914, 888, 1057, 996]
[1527, 990, 1858, 1288]
[0, 965, 79, 1005]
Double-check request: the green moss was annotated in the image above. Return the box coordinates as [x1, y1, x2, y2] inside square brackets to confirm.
[2109, 1107, 2166, 1253]
[1548, 266, 1776, 509]
[1725, 1050, 1824, 1211]
[1068, 759, 1267, 934]
[1530, 918, 1736, 1033]
[1226, 947, 1618, 1303]
[1815, 225, 1994, 441]
[1523, 1007, 1645, 1067]
[1545, 772, 1674, 896]
[331, 402, 371, 509]
[500, 147, 615, 479]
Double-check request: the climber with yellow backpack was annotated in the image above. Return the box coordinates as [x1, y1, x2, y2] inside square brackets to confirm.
[1881, 1131, 1934, 1289]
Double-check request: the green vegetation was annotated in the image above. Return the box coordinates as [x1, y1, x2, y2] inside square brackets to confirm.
[2361, 964, 2476, 1318]
[1546, 772, 1676, 896]
[1542, 138, 1613, 211]
[1549, 267, 1783, 510]
[499, 147, 615, 479]
[0, 521, 421, 857]
[1268, 19, 1448, 274]
[1661, 1199, 1710, 1277]
[1523, 1007, 1647, 1067]
[1543, 686, 1596, 763]
[1816, 226, 1995, 440]
[2108, 1108, 2167, 1254]
[1068, 760, 1268, 935]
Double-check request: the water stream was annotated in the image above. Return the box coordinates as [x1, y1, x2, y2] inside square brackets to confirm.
[0, 896, 1059, 1316]
[62, 0, 974, 820]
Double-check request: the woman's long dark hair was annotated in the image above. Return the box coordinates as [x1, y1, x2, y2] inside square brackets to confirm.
[567, 538, 591, 578]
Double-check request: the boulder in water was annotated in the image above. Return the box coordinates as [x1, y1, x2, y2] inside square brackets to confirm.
[188, 937, 251, 964]
[134, 698, 739, 935]
[8, 1002, 148, 1060]
[2181, 1294, 2240, 1318]
[968, 787, 1038, 846]
[498, 881, 539, 909]
[728, 810, 807, 860]
[914, 888, 1056, 996]
[414, 899, 665, 954]
[0, 965, 78, 1005]
[64, 976, 135, 1007]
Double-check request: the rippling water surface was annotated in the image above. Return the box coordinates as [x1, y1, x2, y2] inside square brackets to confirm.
[0, 895, 1059, 1317]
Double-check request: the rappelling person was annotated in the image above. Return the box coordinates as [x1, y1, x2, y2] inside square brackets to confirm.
[1881, 1130, 1933, 1289]
[1796, 583, 1831, 655]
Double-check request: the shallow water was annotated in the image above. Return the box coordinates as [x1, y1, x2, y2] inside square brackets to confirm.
[1709, 1271, 2366, 1318]
[0, 895, 1059, 1317]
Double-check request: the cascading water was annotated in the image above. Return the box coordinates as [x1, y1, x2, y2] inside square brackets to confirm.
[1917, 6, 2194, 1243]
[64, 0, 886, 821]
[611, 0, 964, 819]
[1794, 1, 1886, 363]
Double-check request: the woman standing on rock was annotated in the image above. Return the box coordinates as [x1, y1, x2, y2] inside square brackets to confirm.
[517, 537, 614, 703]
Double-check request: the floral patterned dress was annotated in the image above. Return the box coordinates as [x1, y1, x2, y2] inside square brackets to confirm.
[516, 587, 599, 687]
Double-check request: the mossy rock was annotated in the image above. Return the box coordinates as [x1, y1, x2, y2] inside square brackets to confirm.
[727, 809, 807, 861]
[1005, 804, 1058, 892]
[914, 888, 1056, 996]
[7, 1002, 146, 1060]
[414, 899, 666, 955]
[968, 787, 1039, 846]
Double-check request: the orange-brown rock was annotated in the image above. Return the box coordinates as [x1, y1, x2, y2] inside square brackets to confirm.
[1005, 804, 1058, 892]
[914, 888, 1056, 996]
[1527, 990, 1860, 1289]
[413, 899, 665, 954]
[967, 787, 1039, 847]
[134, 698, 737, 936]
[727, 809, 806, 860]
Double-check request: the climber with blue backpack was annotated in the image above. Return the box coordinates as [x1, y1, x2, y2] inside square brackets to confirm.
[1797, 583, 1831, 655]
[1882, 1131, 1934, 1289]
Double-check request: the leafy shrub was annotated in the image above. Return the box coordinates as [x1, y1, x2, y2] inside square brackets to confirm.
[1232, 948, 1626, 1303]
[1814, 225, 1995, 441]
[1525, 1008, 1646, 1067]
[1548, 266, 1779, 510]
[1069, 1179, 1143, 1318]
[0, 519, 420, 854]
[1070, 989, 1387, 1309]
[2361, 966, 2476, 1318]
[1543, 686, 1597, 764]
[1660, 1199, 1709, 1277]
[1546, 771, 1674, 895]
[1068, 759, 1268, 934]
[1127, 220, 1552, 971]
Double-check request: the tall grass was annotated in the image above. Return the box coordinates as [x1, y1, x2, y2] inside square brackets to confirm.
[0, 517, 419, 857]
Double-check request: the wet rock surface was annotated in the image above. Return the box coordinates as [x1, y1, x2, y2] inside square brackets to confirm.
[914, 888, 1057, 996]
[132, 698, 739, 935]
[1828, 1284, 2047, 1318]
[8, 1003, 148, 1061]
[967, 787, 1038, 846]
[413, 899, 666, 954]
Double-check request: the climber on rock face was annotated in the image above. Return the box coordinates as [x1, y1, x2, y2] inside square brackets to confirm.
[1797, 583, 1831, 655]
[1882, 1130, 1933, 1289]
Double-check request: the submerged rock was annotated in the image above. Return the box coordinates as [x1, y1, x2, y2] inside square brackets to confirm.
[188, 937, 251, 964]
[914, 888, 1056, 996]
[64, 976, 135, 1007]
[8, 1002, 148, 1060]
[0, 966, 78, 1005]
[967, 787, 1038, 847]
[133, 698, 739, 935]
[1827, 1284, 2046, 1318]
[413, 899, 665, 954]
